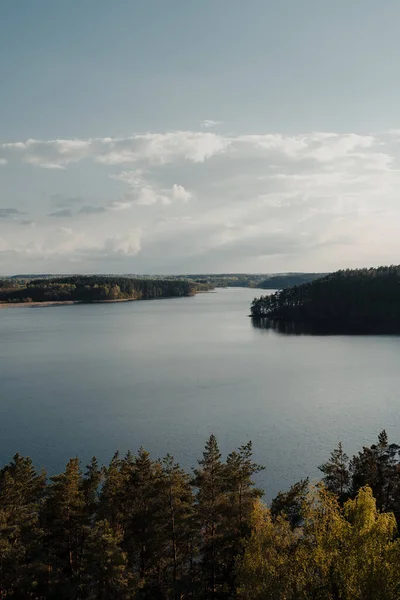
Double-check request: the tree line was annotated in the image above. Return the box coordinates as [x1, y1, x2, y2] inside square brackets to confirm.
[2, 432, 400, 598]
[0, 276, 196, 304]
[251, 265, 400, 332]
[259, 272, 327, 290]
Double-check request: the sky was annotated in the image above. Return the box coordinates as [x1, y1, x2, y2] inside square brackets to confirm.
[1, 0, 400, 274]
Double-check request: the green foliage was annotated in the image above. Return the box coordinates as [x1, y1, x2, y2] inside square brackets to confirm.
[2, 435, 400, 598]
[0, 454, 46, 597]
[270, 478, 309, 528]
[82, 519, 131, 599]
[238, 486, 400, 600]
[319, 442, 350, 501]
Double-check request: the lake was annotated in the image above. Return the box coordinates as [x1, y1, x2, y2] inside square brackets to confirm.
[1, 287, 400, 500]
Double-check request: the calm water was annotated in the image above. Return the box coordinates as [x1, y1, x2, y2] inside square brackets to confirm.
[1, 287, 400, 500]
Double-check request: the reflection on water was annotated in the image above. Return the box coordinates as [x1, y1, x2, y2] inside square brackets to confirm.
[251, 317, 328, 335]
[251, 317, 400, 336]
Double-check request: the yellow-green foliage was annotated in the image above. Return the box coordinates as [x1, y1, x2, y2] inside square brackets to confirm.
[237, 486, 400, 600]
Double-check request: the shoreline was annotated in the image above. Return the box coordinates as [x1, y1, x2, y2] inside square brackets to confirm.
[0, 300, 80, 309]
[0, 298, 139, 309]
[0, 299, 139, 309]
[0, 295, 198, 309]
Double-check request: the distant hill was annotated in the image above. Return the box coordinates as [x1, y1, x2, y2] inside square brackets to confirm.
[251, 266, 400, 333]
[259, 272, 328, 289]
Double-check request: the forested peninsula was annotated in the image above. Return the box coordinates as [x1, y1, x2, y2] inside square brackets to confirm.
[1, 432, 400, 599]
[251, 265, 400, 333]
[0, 276, 200, 305]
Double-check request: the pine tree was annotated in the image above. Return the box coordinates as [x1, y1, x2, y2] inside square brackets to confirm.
[350, 431, 400, 513]
[223, 442, 264, 592]
[44, 457, 85, 598]
[82, 519, 133, 600]
[319, 441, 350, 500]
[82, 457, 102, 520]
[192, 435, 227, 599]
[0, 454, 46, 597]
[98, 451, 129, 533]
[162, 454, 196, 599]
[122, 448, 166, 591]
[270, 478, 309, 528]
[225, 442, 264, 536]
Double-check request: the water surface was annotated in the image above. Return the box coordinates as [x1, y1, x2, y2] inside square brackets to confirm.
[1, 287, 400, 500]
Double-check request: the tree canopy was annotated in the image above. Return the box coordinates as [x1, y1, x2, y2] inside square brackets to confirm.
[0, 432, 400, 598]
[259, 272, 327, 289]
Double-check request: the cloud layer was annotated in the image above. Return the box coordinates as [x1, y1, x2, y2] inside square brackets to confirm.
[1, 128, 400, 273]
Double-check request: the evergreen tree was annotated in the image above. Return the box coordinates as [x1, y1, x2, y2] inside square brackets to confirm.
[122, 448, 166, 592]
[98, 451, 131, 533]
[319, 441, 350, 500]
[270, 478, 309, 528]
[0, 454, 46, 598]
[1, 435, 400, 599]
[192, 435, 227, 599]
[223, 442, 264, 593]
[82, 457, 102, 520]
[44, 457, 85, 598]
[350, 431, 400, 513]
[161, 454, 196, 599]
[82, 519, 133, 599]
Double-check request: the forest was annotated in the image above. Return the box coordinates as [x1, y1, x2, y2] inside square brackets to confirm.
[182, 274, 326, 289]
[0, 276, 197, 304]
[179, 275, 266, 289]
[259, 272, 327, 289]
[2, 432, 400, 599]
[0, 273, 330, 298]
[251, 266, 400, 332]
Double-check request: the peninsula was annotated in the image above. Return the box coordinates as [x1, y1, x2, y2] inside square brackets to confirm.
[251, 265, 400, 333]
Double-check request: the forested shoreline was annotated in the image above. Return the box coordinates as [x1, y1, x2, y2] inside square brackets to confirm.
[251, 266, 400, 333]
[0, 276, 199, 304]
[2, 432, 400, 599]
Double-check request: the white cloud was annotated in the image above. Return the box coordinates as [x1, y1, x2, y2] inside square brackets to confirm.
[136, 187, 170, 206]
[172, 184, 192, 202]
[111, 170, 192, 206]
[201, 120, 222, 128]
[110, 169, 143, 186]
[0, 130, 378, 170]
[108, 201, 133, 211]
[2, 127, 400, 272]
[0, 227, 142, 267]
[0, 132, 229, 169]
[2, 138, 91, 168]
[103, 231, 141, 256]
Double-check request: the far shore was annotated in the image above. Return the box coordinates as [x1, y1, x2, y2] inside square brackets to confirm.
[0, 300, 78, 309]
[0, 295, 204, 309]
[0, 298, 140, 309]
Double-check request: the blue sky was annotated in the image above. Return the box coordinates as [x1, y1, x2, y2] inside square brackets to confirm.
[1, 0, 400, 273]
